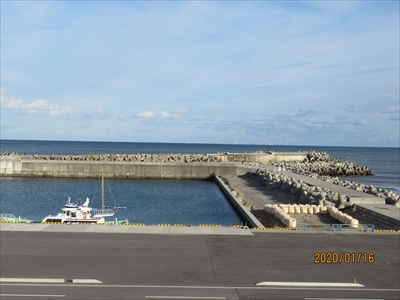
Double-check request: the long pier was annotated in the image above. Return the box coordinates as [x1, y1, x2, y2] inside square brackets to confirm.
[2, 152, 398, 228]
[0, 152, 307, 179]
[0, 158, 259, 179]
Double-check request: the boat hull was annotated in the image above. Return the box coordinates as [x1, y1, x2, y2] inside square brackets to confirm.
[42, 217, 129, 225]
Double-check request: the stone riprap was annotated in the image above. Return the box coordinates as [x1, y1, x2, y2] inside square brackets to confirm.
[217, 151, 307, 163]
[274, 151, 374, 176]
[272, 159, 398, 207]
[245, 169, 399, 208]
[297, 171, 400, 206]
[246, 169, 352, 208]
[0, 152, 222, 163]
[2, 150, 396, 206]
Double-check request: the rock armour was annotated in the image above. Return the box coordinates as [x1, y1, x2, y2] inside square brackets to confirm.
[276, 151, 374, 176]
[245, 169, 399, 208]
[0, 152, 222, 163]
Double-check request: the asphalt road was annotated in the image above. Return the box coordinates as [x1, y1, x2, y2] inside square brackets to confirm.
[1, 231, 399, 299]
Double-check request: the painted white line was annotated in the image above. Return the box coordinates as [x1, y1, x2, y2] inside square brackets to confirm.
[0, 294, 65, 298]
[72, 279, 102, 284]
[146, 297, 225, 299]
[256, 282, 364, 287]
[0, 278, 65, 283]
[1, 283, 399, 292]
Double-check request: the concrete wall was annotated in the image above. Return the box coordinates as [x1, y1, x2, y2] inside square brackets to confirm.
[355, 204, 400, 229]
[214, 176, 264, 228]
[0, 159, 22, 175]
[218, 152, 307, 163]
[0, 158, 257, 179]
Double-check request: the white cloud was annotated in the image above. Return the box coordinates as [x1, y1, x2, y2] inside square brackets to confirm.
[137, 111, 155, 118]
[161, 109, 188, 119]
[0, 91, 73, 116]
[1, 2, 399, 146]
[137, 109, 188, 119]
[382, 106, 400, 114]
[161, 111, 175, 119]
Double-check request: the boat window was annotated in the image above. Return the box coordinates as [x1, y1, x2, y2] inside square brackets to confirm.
[66, 211, 70, 216]
[71, 212, 76, 217]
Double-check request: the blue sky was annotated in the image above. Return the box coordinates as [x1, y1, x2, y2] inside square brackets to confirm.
[1, 1, 399, 147]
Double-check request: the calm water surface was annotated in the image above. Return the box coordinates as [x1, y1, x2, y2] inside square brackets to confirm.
[1, 140, 399, 211]
[0, 177, 243, 225]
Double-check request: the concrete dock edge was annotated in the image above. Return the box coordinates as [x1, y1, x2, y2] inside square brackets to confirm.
[214, 175, 264, 228]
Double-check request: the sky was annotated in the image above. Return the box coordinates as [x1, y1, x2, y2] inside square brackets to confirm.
[1, 1, 399, 147]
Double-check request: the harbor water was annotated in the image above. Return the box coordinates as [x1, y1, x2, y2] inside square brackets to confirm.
[0, 140, 399, 224]
[0, 177, 243, 225]
[1, 139, 399, 193]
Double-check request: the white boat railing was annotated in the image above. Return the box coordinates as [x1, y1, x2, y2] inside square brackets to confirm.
[92, 208, 114, 217]
[1, 213, 32, 223]
[1, 213, 17, 219]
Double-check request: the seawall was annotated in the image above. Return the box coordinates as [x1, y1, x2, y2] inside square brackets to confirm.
[214, 175, 264, 228]
[0, 158, 258, 179]
[218, 152, 307, 163]
[0, 152, 308, 179]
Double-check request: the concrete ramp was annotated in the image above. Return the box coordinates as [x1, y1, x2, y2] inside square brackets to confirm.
[283, 170, 385, 204]
[355, 204, 400, 229]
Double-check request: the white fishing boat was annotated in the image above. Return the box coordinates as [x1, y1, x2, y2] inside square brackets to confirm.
[42, 171, 128, 225]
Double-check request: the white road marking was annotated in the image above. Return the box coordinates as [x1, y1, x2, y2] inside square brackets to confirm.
[0, 294, 65, 298]
[1, 283, 399, 292]
[72, 279, 102, 283]
[255, 282, 364, 287]
[0, 278, 101, 284]
[0, 278, 65, 283]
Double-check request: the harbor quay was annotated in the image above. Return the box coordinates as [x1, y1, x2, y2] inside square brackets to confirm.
[0, 159, 258, 179]
[1, 151, 399, 230]
[0, 151, 308, 179]
[1, 153, 399, 299]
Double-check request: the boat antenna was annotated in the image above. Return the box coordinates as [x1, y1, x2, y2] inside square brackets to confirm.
[105, 179, 127, 212]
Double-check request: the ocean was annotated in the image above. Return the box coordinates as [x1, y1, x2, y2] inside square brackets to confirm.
[1, 139, 399, 193]
[0, 140, 399, 223]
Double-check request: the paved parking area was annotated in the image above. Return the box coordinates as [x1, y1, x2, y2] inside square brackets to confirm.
[1, 229, 399, 299]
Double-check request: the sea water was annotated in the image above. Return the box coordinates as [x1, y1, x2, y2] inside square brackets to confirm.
[0, 140, 399, 223]
[0, 177, 243, 225]
[1, 140, 399, 193]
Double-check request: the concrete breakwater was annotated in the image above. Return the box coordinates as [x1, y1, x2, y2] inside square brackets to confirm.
[0, 151, 308, 164]
[246, 169, 399, 207]
[0, 150, 375, 180]
[1, 152, 223, 163]
[274, 151, 374, 176]
[1, 150, 374, 177]
[218, 151, 307, 163]
[214, 176, 264, 228]
[247, 169, 354, 208]
[0, 157, 257, 179]
[292, 171, 400, 207]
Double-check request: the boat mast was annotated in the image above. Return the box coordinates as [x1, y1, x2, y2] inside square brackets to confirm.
[102, 170, 104, 215]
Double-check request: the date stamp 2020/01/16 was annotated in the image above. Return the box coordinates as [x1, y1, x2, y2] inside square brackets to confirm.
[314, 252, 375, 264]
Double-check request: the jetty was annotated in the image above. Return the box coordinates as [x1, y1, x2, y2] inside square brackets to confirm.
[0, 152, 398, 300]
[0, 152, 309, 179]
[1, 151, 399, 230]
